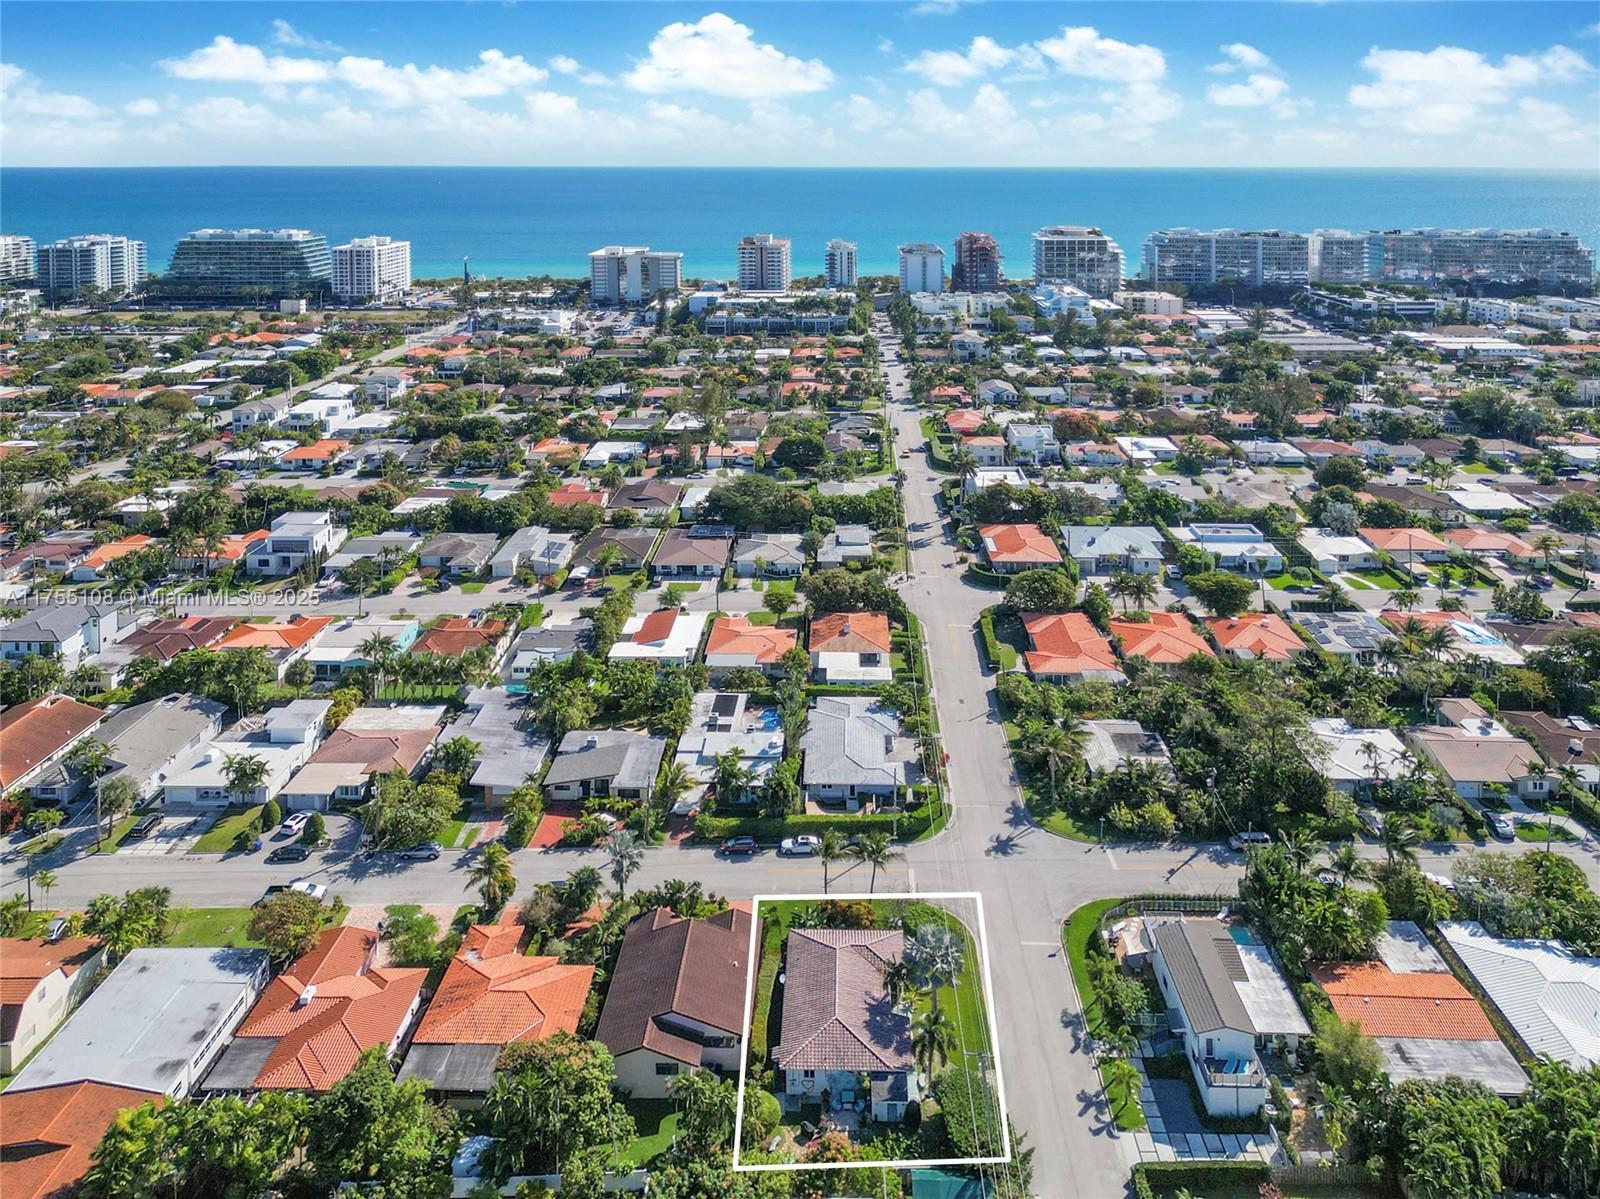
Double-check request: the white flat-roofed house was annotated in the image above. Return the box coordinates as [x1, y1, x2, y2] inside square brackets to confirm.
[1114, 435, 1179, 464]
[1298, 529, 1380, 574]
[1006, 422, 1060, 465]
[1171, 523, 1283, 574]
[299, 617, 421, 682]
[1304, 717, 1410, 797]
[962, 466, 1029, 496]
[283, 388, 356, 435]
[489, 527, 575, 579]
[245, 511, 343, 578]
[1237, 439, 1308, 467]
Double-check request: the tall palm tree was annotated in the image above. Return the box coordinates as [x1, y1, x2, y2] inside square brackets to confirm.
[950, 446, 979, 488]
[712, 751, 755, 811]
[1277, 828, 1320, 875]
[882, 958, 914, 1007]
[607, 828, 645, 900]
[1532, 532, 1563, 573]
[359, 633, 399, 695]
[905, 924, 965, 1021]
[655, 762, 692, 813]
[1325, 842, 1370, 887]
[852, 831, 902, 893]
[468, 841, 516, 914]
[911, 1007, 956, 1076]
[819, 828, 847, 894]
[222, 753, 270, 806]
[1387, 588, 1421, 612]
[1381, 815, 1421, 867]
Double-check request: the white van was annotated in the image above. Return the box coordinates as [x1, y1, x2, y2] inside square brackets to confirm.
[1228, 830, 1272, 852]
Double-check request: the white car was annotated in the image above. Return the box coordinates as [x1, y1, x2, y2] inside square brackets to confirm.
[1422, 871, 1456, 892]
[289, 879, 328, 900]
[276, 812, 311, 838]
[1487, 812, 1516, 841]
[778, 835, 822, 857]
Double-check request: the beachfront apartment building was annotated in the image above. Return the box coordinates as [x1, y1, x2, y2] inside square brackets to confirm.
[589, 246, 683, 304]
[162, 229, 333, 303]
[1309, 230, 1377, 283]
[824, 239, 858, 288]
[898, 243, 945, 293]
[1374, 228, 1595, 285]
[35, 235, 147, 298]
[0, 234, 36, 282]
[1143, 228, 1311, 288]
[332, 236, 411, 303]
[736, 233, 791, 291]
[952, 231, 1003, 291]
[1032, 225, 1125, 297]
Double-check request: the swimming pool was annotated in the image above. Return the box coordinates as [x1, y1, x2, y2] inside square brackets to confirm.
[1228, 926, 1257, 946]
[752, 709, 782, 731]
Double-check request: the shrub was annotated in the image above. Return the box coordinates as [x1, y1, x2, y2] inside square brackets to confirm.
[260, 799, 282, 831]
[1132, 1162, 1271, 1197]
[301, 812, 325, 845]
[978, 610, 1005, 670]
[692, 809, 932, 843]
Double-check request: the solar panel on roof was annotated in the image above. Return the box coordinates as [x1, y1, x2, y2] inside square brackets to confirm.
[711, 694, 739, 717]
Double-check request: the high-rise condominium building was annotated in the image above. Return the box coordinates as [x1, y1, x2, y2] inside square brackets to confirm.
[824, 239, 858, 289]
[332, 236, 412, 303]
[588, 246, 683, 304]
[899, 243, 946, 293]
[1372, 228, 1594, 285]
[163, 229, 332, 302]
[36, 234, 148, 298]
[0, 235, 37, 283]
[1308, 230, 1378, 285]
[1032, 226, 1124, 297]
[736, 233, 791, 291]
[952, 232, 1003, 291]
[1142, 229, 1310, 288]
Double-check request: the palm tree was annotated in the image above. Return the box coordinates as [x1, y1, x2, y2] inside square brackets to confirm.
[852, 831, 902, 893]
[655, 762, 692, 813]
[712, 751, 755, 811]
[882, 958, 914, 1007]
[1387, 587, 1421, 612]
[468, 841, 516, 914]
[1277, 827, 1320, 875]
[1102, 1056, 1142, 1117]
[222, 753, 270, 806]
[905, 923, 965, 1021]
[911, 1006, 956, 1076]
[35, 869, 57, 911]
[819, 828, 847, 894]
[359, 633, 399, 695]
[1381, 815, 1421, 867]
[950, 446, 979, 489]
[606, 828, 645, 900]
[1532, 532, 1563, 573]
[1023, 719, 1089, 791]
[1325, 842, 1370, 887]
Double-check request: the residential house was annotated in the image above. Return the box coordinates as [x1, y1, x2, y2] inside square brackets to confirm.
[0, 602, 128, 670]
[419, 532, 501, 579]
[1444, 486, 1531, 521]
[490, 527, 576, 579]
[0, 1080, 162, 1199]
[231, 394, 291, 432]
[650, 530, 732, 580]
[283, 388, 356, 435]
[65, 535, 157, 583]
[6, 947, 269, 1101]
[542, 731, 667, 805]
[546, 481, 609, 510]
[1358, 527, 1451, 565]
[963, 466, 1030, 496]
[800, 696, 917, 811]
[0, 937, 105, 1074]
[979, 523, 1063, 574]
[704, 616, 797, 677]
[1295, 611, 1396, 666]
[1441, 528, 1539, 567]
[816, 524, 875, 569]
[1111, 612, 1216, 666]
[277, 707, 442, 811]
[0, 695, 105, 795]
[0, 533, 97, 579]
[1081, 720, 1172, 777]
[1147, 918, 1310, 1117]
[1063, 526, 1165, 576]
[672, 691, 785, 811]
[215, 614, 332, 678]
[608, 479, 683, 517]
[570, 527, 657, 574]
[962, 435, 1007, 467]
[1205, 613, 1304, 661]
[359, 369, 410, 404]
[244, 511, 343, 578]
[608, 608, 708, 667]
[202, 927, 425, 1094]
[1500, 710, 1600, 778]
[1021, 613, 1126, 684]
[278, 439, 350, 472]
[1236, 439, 1308, 467]
[1379, 611, 1525, 671]
[809, 611, 893, 684]
[1304, 718, 1410, 796]
[1114, 435, 1179, 464]
[774, 928, 918, 1123]
[595, 906, 753, 1100]
[1354, 440, 1425, 467]
[441, 688, 550, 804]
[399, 915, 594, 1102]
[504, 619, 593, 682]
[1005, 422, 1060, 465]
[300, 617, 421, 682]
[320, 531, 422, 579]
[27, 693, 226, 806]
[1407, 710, 1547, 801]
[1297, 529, 1379, 574]
[411, 618, 509, 661]
[732, 533, 804, 577]
[163, 701, 329, 810]
[1170, 524, 1283, 574]
[977, 378, 1018, 405]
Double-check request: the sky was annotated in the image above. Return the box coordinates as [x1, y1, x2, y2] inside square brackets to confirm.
[2, 1, 1598, 169]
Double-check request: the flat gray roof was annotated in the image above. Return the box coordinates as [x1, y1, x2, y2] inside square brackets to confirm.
[1375, 1036, 1527, 1096]
[396, 1042, 501, 1094]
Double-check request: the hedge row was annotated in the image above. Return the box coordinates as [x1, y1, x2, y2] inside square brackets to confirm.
[964, 564, 1008, 589]
[693, 808, 934, 843]
[978, 609, 1004, 670]
[1132, 1160, 1271, 1199]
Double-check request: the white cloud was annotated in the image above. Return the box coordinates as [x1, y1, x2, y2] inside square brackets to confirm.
[1349, 43, 1592, 133]
[623, 12, 833, 99]
[1035, 26, 1166, 83]
[902, 35, 1041, 86]
[548, 55, 581, 75]
[334, 49, 547, 106]
[161, 36, 331, 85]
[908, 0, 969, 15]
[124, 97, 161, 117]
[0, 63, 104, 119]
[271, 20, 341, 54]
[1208, 43, 1272, 74]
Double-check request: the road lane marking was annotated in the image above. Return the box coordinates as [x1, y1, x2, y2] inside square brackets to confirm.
[1020, 940, 1056, 947]
[1103, 847, 1119, 869]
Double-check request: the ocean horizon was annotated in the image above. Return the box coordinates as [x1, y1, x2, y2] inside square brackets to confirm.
[3, 166, 1597, 282]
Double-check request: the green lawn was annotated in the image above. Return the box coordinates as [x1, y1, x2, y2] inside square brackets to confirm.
[1063, 900, 1146, 1131]
[749, 901, 808, 1063]
[163, 906, 266, 948]
[1461, 462, 1498, 474]
[621, 1099, 679, 1166]
[1347, 567, 1414, 589]
[96, 814, 139, 854]
[439, 802, 482, 850]
[192, 804, 264, 853]
[1264, 573, 1315, 591]
[913, 908, 993, 1064]
[744, 610, 779, 626]
[459, 582, 487, 594]
[20, 833, 64, 856]
[1517, 822, 1575, 843]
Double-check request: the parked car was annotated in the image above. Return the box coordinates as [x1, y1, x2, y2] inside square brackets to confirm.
[778, 835, 821, 857]
[719, 836, 760, 856]
[1165, 564, 1182, 581]
[45, 916, 69, 942]
[1528, 574, 1553, 590]
[1358, 808, 1386, 837]
[1228, 830, 1272, 852]
[276, 813, 311, 838]
[124, 812, 163, 841]
[395, 842, 443, 861]
[1422, 871, 1456, 892]
[255, 879, 327, 906]
[1488, 812, 1516, 841]
[1314, 869, 1342, 887]
[266, 843, 311, 864]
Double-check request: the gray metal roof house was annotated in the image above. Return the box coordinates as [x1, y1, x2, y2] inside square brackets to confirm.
[542, 731, 666, 804]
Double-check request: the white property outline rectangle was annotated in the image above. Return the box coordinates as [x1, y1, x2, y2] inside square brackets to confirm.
[732, 890, 1014, 1173]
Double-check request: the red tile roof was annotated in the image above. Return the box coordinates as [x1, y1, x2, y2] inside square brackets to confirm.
[216, 614, 332, 653]
[980, 523, 1063, 566]
[411, 618, 506, 657]
[1023, 612, 1121, 678]
[1111, 612, 1215, 664]
[0, 696, 104, 790]
[0, 937, 100, 1008]
[306, 725, 440, 776]
[233, 926, 426, 1092]
[1311, 961, 1499, 1040]
[809, 611, 892, 656]
[121, 616, 237, 662]
[1, 1081, 162, 1199]
[412, 917, 593, 1047]
[281, 439, 350, 462]
[1205, 613, 1304, 660]
[705, 616, 797, 664]
[76, 535, 156, 573]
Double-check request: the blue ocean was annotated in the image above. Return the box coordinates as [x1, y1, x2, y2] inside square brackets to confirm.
[2, 167, 1596, 281]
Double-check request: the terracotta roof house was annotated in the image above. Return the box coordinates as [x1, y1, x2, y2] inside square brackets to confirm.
[117, 616, 236, 662]
[594, 905, 753, 1099]
[279, 439, 351, 470]
[774, 928, 918, 1123]
[1358, 527, 1451, 564]
[979, 523, 1063, 573]
[278, 720, 443, 811]
[1441, 528, 1538, 564]
[1, 937, 105, 1075]
[1205, 613, 1304, 661]
[215, 614, 333, 678]
[546, 482, 609, 509]
[202, 927, 425, 1094]
[0, 695, 105, 792]
[1022, 612, 1126, 684]
[411, 618, 507, 658]
[808, 611, 893, 684]
[0, 1081, 163, 1199]
[398, 916, 594, 1099]
[1111, 612, 1216, 666]
[704, 616, 798, 676]
[609, 608, 708, 667]
[65, 534, 156, 582]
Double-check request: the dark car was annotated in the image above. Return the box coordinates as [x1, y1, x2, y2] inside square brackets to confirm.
[719, 836, 760, 856]
[265, 843, 312, 864]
